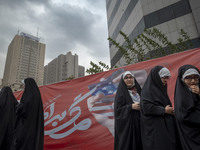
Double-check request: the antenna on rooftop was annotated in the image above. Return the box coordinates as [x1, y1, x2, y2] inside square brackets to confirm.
[37, 27, 39, 37]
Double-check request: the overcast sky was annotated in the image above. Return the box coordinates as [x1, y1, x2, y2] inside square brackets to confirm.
[0, 0, 110, 78]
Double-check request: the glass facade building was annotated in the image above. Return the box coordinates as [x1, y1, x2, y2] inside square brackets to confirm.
[106, 0, 200, 67]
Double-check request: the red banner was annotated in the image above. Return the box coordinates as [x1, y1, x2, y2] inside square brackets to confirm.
[14, 48, 200, 150]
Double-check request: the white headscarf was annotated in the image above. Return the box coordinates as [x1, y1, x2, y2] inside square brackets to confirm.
[21, 79, 25, 84]
[122, 71, 135, 79]
[158, 67, 171, 78]
[123, 71, 139, 102]
[122, 71, 135, 87]
[182, 68, 200, 81]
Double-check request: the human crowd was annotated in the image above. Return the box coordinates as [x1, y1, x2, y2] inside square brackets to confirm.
[0, 78, 44, 150]
[114, 64, 200, 150]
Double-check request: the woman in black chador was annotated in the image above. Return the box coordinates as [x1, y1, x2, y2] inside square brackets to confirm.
[0, 86, 18, 150]
[140, 66, 182, 150]
[174, 65, 200, 150]
[15, 78, 44, 150]
[114, 71, 143, 150]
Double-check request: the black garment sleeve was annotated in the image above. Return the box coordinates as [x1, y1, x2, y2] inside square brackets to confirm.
[115, 95, 132, 120]
[186, 109, 200, 125]
[142, 99, 165, 116]
[181, 104, 200, 125]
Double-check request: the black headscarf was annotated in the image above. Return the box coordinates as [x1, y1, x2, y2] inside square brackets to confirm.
[174, 64, 200, 150]
[140, 66, 182, 150]
[15, 78, 44, 150]
[114, 71, 142, 150]
[0, 86, 18, 150]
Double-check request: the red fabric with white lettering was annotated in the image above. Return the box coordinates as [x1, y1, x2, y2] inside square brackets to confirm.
[14, 48, 200, 150]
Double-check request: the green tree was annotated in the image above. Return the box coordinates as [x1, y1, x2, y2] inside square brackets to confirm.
[86, 61, 111, 75]
[108, 28, 193, 65]
[86, 27, 192, 74]
[65, 75, 74, 81]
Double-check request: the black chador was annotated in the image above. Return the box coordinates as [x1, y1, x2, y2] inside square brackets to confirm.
[15, 78, 44, 150]
[0, 86, 18, 150]
[140, 66, 182, 150]
[114, 71, 143, 150]
[174, 65, 200, 150]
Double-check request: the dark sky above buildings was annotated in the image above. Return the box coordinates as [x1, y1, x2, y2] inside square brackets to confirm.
[0, 0, 110, 78]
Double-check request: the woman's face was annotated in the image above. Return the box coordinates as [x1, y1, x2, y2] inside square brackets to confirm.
[124, 74, 134, 88]
[161, 76, 170, 86]
[184, 74, 199, 88]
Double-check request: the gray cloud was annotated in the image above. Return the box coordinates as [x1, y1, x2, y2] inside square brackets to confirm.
[0, 0, 110, 78]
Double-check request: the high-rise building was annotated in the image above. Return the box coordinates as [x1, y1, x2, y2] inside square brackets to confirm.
[78, 65, 85, 78]
[43, 51, 85, 85]
[106, 0, 200, 68]
[2, 32, 45, 89]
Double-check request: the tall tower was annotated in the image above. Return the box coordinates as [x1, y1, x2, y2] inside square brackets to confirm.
[2, 32, 45, 88]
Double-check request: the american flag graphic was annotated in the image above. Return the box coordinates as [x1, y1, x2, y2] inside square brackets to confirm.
[88, 69, 125, 120]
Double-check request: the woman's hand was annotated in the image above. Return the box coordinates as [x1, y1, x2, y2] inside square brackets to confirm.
[132, 102, 140, 110]
[190, 85, 200, 95]
[165, 105, 174, 115]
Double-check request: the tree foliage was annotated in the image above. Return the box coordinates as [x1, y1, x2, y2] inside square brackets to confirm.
[108, 28, 193, 65]
[86, 27, 193, 74]
[86, 61, 111, 75]
[65, 75, 74, 81]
